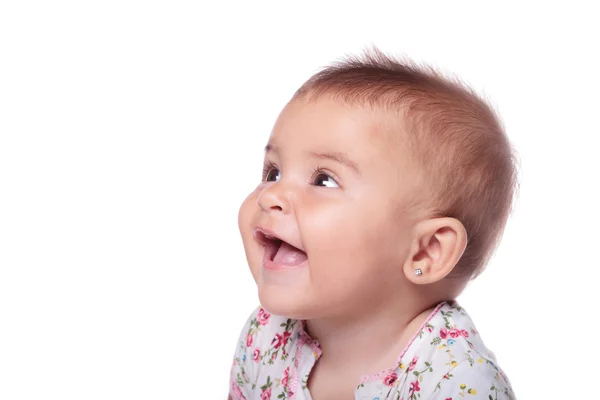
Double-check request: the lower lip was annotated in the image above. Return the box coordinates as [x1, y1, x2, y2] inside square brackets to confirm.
[263, 251, 308, 271]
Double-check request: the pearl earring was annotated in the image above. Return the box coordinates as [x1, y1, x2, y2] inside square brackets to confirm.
[414, 268, 423, 276]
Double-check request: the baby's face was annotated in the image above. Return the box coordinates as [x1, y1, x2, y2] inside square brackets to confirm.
[238, 96, 420, 319]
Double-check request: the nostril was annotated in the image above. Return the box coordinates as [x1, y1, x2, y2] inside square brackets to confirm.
[270, 205, 283, 211]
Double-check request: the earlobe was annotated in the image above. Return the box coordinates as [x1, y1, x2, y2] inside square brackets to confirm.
[403, 217, 467, 285]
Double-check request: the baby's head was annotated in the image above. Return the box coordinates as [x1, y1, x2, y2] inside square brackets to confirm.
[238, 49, 518, 320]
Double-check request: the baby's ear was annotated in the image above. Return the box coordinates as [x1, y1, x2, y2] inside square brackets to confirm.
[403, 217, 467, 285]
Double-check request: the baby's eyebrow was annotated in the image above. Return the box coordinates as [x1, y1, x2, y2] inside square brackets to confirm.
[308, 151, 361, 176]
[264, 144, 361, 176]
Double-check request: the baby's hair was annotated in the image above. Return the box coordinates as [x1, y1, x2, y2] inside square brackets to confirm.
[293, 47, 519, 280]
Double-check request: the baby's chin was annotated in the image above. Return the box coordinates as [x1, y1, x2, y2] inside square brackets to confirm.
[257, 283, 322, 320]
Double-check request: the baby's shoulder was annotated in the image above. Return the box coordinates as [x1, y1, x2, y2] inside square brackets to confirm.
[232, 306, 302, 366]
[407, 302, 515, 399]
[230, 307, 302, 399]
[239, 306, 295, 343]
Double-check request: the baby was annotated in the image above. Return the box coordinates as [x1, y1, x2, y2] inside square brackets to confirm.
[229, 48, 517, 400]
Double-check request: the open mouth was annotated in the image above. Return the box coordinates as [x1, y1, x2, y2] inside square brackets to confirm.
[254, 230, 308, 267]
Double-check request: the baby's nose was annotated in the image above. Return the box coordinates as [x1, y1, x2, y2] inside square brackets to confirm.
[257, 183, 292, 214]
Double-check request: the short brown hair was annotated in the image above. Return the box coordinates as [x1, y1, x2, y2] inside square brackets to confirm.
[294, 48, 519, 279]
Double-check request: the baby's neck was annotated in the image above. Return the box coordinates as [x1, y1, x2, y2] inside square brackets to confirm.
[305, 297, 440, 379]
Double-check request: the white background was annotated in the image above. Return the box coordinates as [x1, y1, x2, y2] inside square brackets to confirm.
[1, 1, 598, 399]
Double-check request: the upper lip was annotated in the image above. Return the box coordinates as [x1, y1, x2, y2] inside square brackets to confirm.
[252, 227, 306, 253]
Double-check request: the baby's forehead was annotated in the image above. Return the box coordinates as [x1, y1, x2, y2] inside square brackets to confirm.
[274, 96, 412, 160]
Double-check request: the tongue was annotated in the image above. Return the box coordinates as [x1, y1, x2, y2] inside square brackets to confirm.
[273, 241, 308, 266]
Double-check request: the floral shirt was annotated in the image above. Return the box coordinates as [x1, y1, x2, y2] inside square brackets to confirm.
[229, 301, 514, 400]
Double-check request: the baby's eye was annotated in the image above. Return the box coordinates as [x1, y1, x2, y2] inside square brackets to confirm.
[264, 167, 280, 182]
[313, 173, 339, 188]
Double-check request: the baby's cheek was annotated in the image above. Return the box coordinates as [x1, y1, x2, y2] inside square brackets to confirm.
[238, 191, 259, 235]
[237, 194, 261, 270]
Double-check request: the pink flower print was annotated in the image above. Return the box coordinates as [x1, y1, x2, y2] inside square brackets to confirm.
[409, 356, 418, 371]
[271, 352, 277, 360]
[252, 348, 260, 362]
[282, 367, 290, 388]
[257, 308, 271, 325]
[260, 387, 272, 400]
[461, 329, 469, 338]
[231, 382, 246, 400]
[445, 398, 452, 400]
[440, 328, 448, 339]
[246, 333, 253, 347]
[449, 328, 461, 338]
[383, 371, 398, 386]
[273, 331, 291, 349]
[409, 380, 421, 394]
